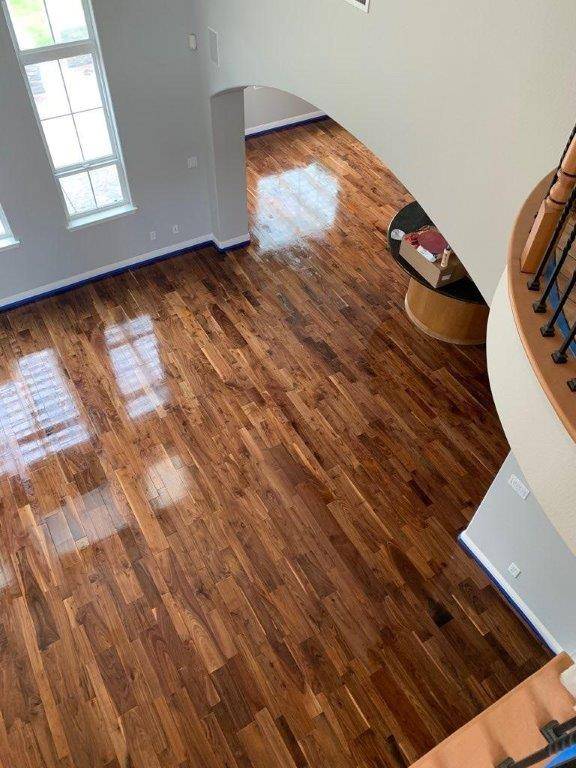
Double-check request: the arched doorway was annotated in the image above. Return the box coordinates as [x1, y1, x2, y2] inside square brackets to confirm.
[208, 86, 487, 345]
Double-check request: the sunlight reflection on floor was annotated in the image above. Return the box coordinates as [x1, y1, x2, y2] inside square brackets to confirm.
[0, 348, 89, 476]
[254, 162, 339, 252]
[105, 315, 169, 420]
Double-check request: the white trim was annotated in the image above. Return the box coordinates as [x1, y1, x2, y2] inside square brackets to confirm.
[459, 532, 563, 654]
[20, 40, 93, 65]
[245, 111, 326, 137]
[213, 233, 251, 250]
[0, 236, 20, 252]
[67, 203, 137, 230]
[343, 0, 370, 12]
[0, 233, 213, 309]
[0, 204, 18, 249]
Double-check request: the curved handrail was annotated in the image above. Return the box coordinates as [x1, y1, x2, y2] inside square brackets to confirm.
[508, 171, 576, 443]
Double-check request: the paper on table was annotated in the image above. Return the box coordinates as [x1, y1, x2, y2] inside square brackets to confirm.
[416, 245, 437, 263]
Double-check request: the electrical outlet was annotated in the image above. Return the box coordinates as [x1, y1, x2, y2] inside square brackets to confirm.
[508, 562, 521, 579]
[508, 474, 530, 500]
[187, 156, 198, 169]
[172, 225, 180, 235]
[150, 231, 157, 241]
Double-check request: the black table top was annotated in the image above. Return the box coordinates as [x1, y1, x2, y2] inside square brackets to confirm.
[387, 201, 485, 305]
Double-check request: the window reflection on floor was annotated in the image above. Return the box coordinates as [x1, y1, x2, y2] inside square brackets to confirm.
[0, 348, 89, 476]
[145, 456, 190, 510]
[254, 162, 339, 251]
[105, 315, 168, 420]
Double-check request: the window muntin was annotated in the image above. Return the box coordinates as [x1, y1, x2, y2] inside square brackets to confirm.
[2, 0, 131, 221]
[0, 205, 17, 249]
[5, 0, 88, 52]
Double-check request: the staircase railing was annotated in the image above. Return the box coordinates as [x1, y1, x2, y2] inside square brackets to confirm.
[508, 123, 576, 441]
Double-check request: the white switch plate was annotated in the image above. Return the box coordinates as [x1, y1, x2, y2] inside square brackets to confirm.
[187, 156, 198, 169]
[188, 33, 197, 50]
[149, 231, 157, 241]
[508, 474, 530, 500]
[172, 225, 180, 235]
[508, 562, 521, 579]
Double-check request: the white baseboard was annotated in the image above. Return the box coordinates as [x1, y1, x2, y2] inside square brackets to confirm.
[213, 233, 251, 250]
[459, 532, 562, 654]
[0, 233, 214, 310]
[245, 110, 326, 137]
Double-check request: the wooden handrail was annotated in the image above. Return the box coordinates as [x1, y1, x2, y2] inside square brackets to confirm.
[508, 171, 576, 442]
[521, 133, 576, 273]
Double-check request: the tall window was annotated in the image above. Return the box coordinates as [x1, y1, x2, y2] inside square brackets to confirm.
[0, 204, 18, 249]
[2, 0, 132, 223]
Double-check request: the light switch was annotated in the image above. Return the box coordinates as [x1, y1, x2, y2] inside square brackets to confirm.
[188, 34, 197, 51]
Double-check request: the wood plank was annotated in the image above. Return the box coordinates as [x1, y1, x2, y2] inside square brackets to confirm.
[0, 118, 550, 768]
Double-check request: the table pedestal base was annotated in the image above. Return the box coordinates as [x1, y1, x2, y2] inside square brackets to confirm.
[405, 278, 489, 345]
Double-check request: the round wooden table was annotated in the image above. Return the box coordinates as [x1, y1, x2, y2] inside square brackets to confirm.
[388, 202, 489, 345]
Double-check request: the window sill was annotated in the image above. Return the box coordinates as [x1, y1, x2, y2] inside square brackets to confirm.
[67, 204, 138, 231]
[0, 237, 20, 252]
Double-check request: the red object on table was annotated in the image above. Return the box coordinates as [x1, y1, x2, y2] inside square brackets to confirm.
[405, 228, 449, 256]
[418, 229, 448, 254]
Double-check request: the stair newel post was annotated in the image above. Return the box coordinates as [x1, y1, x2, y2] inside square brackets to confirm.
[521, 133, 576, 273]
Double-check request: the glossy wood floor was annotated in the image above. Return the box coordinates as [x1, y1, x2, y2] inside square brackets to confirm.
[0, 119, 549, 768]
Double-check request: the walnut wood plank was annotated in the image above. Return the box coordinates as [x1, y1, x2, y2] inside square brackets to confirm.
[0, 119, 548, 768]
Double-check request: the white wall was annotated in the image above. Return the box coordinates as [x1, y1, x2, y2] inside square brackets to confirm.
[0, 0, 214, 305]
[488, 271, 576, 556]
[199, 0, 576, 302]
[462, 453, 576, 657]
[208, 90, 249, 245]
[244, 86, 321, 134]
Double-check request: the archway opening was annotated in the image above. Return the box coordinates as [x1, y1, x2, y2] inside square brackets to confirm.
[209, 85, 487, 346]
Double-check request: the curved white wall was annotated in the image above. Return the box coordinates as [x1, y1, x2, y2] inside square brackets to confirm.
[200, 0, 576, 302]
[488, 271, 576, 555]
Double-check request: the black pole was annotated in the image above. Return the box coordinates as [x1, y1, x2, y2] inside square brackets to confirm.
[541, 270, 576, 336]
[552, 318, 576, 363]
[534, 221, 576, 313]
[557, 718, 576, 737]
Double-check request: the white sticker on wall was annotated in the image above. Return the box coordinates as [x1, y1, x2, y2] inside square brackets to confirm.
[508, 474, 530, 500]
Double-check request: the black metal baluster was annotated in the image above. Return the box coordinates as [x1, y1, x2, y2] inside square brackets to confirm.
[528, 184, 576, 291]
[540, 270, 576, 336]
[533, 220, 576, 313]
[550, 121, 576, 192]
[552, 318, 576, 363]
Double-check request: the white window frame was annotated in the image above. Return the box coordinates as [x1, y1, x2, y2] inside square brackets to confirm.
[1, 0, 133, 225]
[0, 204, 19, 250]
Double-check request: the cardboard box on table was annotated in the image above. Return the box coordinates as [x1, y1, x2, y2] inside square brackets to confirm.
[400, 234, 467, 289]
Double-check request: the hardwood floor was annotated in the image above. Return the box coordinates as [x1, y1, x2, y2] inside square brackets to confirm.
[0, 118, 548, 768]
